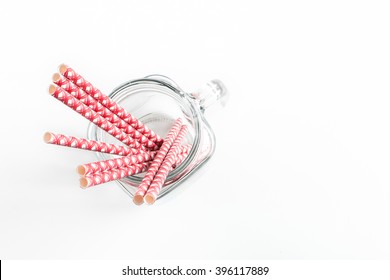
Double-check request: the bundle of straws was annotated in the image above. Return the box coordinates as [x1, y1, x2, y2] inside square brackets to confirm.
[44, 64, 190, 205]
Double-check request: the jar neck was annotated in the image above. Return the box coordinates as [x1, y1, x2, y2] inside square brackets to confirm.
[190, 79, 229, 112]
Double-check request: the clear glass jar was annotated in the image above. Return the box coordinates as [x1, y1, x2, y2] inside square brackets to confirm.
[87, 75, 228, 200]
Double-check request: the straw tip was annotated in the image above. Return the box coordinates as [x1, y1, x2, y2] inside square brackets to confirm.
[43, 132, 53, 143]
[58, 64, 68, 74]
[79, 177, 89, 189]
[144, 194, 156, 205]
[48, 84, 56, 95]
[76, 165, 87, 176]
[133, 195, 144, 205]
[52, 73, 61, 83]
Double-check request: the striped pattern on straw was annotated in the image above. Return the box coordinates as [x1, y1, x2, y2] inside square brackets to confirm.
[77, 153, 156, 176]
[144, 125, 188, 205]
[48, 84, 147, 150]
[80, 162, 150, 188]
[77, 148, 189, 188]
[133, 118, 183, 205]
[43, 132, 152, 156]
[59, 64, 163, 147]
[53, 73, 159, 150]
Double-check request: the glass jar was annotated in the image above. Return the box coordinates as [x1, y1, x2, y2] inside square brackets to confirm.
[87, 75, 228, 200]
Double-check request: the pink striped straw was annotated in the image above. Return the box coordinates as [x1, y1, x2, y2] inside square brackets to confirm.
[178, 144, 191, 155]
[44, 131, 189, 171]
[77, 152, 155, 176]
[43, 132, 151, 156]
[48, 84, 147, 150]
[59, 64, 163, 146]
[80, 162, 150, 188]
[144, 125, 188, 205]
[76, 143, 189, 174]
[53, 73, 158, 150]
[172, 150, 189, 169]
[133, 118, 183, 205]
[44, 132, 188, 157]
[77, 147, 187, 177]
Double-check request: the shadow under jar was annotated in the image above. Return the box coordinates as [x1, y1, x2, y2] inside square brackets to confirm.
[87, 75, 228, 201]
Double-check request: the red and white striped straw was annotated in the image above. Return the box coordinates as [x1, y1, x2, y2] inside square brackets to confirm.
[48, 84, 147, 150]
[53, 73, 120, 122]
[43, 132, 151, 156]
[59, 64, 163, 146]
[80, 162, 149, 188]
[53, 73, 158, 150]
[133, 118, 183, 205]
[172, 150, 189, 169]
[144, 125, 188, 205]
[77, 152, 155, 176]
[77, 147, 187, 177]
[45, 131, 189, 170]
[178, 144, 191, 155]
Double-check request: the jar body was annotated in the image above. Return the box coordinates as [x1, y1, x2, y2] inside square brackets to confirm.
[87, 75, 216, 199]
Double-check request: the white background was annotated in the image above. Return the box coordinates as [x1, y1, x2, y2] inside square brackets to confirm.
[0, 0, 389, 259]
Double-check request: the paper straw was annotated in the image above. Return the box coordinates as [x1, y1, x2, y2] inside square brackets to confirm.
[76, 144, 188, 176]
[76, 142, 189, 175]
[77, 152, 155, 176]
[52, 73, 79, 93]
[59, 64, 163, 146]
[45, 131, 188, 169]
[48, 84, 147, 150]
[178, 144, 191, 155]
[133, 118, 183, 205]
[77, 146, 188, 176]
[53, 73, 158, 150]
[43, 132, 151, 157]
[172, 150, 189, 169]
[80, 162, 149, 188]
[144, 125, 188, 205]
[53, 73, 115, 120]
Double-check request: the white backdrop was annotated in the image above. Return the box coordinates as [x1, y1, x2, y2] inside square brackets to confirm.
[0, 0, 389, 259]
